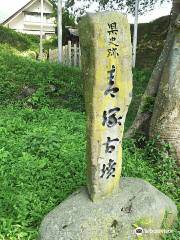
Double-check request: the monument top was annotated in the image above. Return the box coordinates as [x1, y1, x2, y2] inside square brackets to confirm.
[79, 12, 132, 202]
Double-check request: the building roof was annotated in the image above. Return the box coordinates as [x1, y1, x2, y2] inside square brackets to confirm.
[2, 0, 54, 25]
[66, 27, 79, 37]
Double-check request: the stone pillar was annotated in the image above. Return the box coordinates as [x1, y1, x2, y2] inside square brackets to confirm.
[79, 12, 133, 201]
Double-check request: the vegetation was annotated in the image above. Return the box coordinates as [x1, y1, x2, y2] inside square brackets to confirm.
[43, 9, 76, 51]
[0, 105, 179, 239]
[64, 0, 170, 17]
[134, 15, 169, 69]
[0, 25, 39, 52]
[0, 106, 86, 239]
[0, 8, 76, 58]
[125, 68, 151, 130]
[126, 0, 180, 151]
[0, 20, 179, 240]
[0, 45, 84, 111]
[0, 14, 169, 67]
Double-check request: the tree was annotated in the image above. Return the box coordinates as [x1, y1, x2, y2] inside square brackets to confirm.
[65, 0, 164, 15]
[43, 2, 76, 53]
[125, 0, 180, 165]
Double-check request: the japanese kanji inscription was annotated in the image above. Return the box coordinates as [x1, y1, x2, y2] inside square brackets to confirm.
[79, 12, 133, 201]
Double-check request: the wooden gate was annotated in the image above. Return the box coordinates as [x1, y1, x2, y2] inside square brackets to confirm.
[49, 41, 81, 67]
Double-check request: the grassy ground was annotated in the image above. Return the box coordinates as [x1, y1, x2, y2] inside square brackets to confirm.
[0, 25, 39, 52]
[0, 28, 179, 239]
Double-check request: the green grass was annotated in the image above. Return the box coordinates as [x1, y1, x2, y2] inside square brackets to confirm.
[0, 44, 179, 240]
[0, 106, 86, 239]
[0, 46, 84, 111]
[125, 68, 151, 130]
[0, 106, 179, 239]
[0, 25, 39, 52]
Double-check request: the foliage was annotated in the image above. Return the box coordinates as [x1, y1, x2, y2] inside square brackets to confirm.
[125, 68, 151, 130]
[0, 27, 179, 239]
[0, 25, 39, 51]
[0, 106, 86, 239]
[62, 9, 76, 45]
[134, 15, 170, 69]
[140, 96, 155, 113]
[0, 46, 84, 111]
[0, 107, 179, 239]
[43, 36, 58, 51]
[65, 0, 169, 16]
[43, 8, 76, 51]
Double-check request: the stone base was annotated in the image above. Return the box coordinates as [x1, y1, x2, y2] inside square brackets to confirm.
[39, 178, 177, 240]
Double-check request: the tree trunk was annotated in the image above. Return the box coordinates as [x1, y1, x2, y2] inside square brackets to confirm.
[125, 0, 180, 139]
[149, 14, 180, 165]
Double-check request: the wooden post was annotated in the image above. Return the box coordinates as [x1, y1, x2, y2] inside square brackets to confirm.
[65, 45, 68, 65]
[62, 46, 65, 64]
[74, 44, 77, 66]
[78, 45, 81, 67]
[49, 48, 51, 62]
[68, 41, 72, 66]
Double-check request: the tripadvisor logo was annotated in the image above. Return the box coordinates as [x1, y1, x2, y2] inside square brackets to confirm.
[135, 227, 144, 236]
[133, 226, 173, 236]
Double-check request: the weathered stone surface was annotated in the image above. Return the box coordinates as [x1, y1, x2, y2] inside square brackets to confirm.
[79, 12, 132, 201]
[39, 178, 177, 240]
[17, 86, 36, 99]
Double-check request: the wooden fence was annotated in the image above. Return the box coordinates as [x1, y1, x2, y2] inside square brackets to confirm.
[49, 41, 81, 67]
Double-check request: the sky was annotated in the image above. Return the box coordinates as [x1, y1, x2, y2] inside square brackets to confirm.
[0, 0, 172, 24]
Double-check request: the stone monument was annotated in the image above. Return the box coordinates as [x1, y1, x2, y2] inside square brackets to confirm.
[39, 12, 177, 240]
[80, 12, 133, 201]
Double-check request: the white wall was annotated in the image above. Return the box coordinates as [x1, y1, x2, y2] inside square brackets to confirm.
[6, 12, 24, 31]
[4, 0, 55, 36]
[24, 22, 55, 33]
[27, 0, 53, 14]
